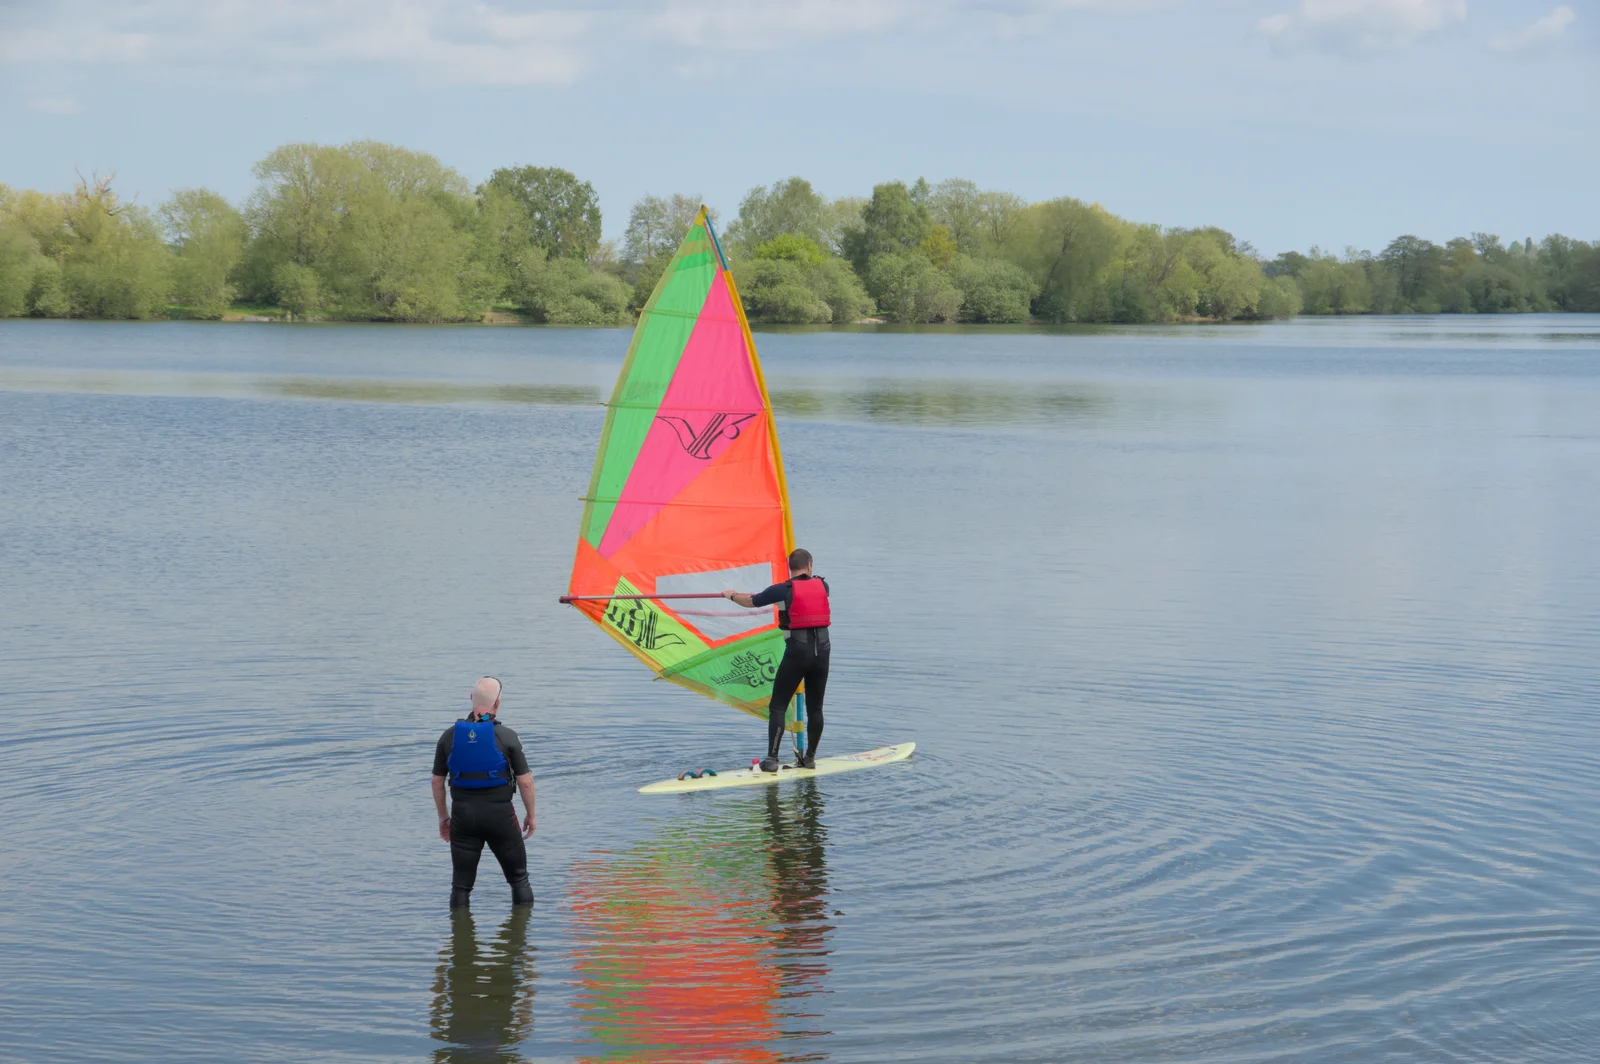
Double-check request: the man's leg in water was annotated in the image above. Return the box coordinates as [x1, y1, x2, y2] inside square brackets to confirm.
[481, 802, 534, 905]
[803, 646, 829, 759]
[449, 805, 488, 893]
[767, 643, 808, 760]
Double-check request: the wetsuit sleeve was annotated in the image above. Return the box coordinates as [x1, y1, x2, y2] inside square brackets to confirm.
[749, 581, 792, 608]
[498, 728, 531, 776]
[432, 729, 452, 777]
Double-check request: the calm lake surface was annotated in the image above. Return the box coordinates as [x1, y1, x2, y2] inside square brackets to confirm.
[2, 316, 1598, 1062]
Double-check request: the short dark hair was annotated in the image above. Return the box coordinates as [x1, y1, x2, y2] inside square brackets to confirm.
[788, 548, 812, 572]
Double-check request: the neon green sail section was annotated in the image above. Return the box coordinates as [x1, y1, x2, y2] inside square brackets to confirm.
[579, 221, 719, 547]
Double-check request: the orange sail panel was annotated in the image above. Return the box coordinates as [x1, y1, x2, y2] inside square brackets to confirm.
[567, 208, 793, 719]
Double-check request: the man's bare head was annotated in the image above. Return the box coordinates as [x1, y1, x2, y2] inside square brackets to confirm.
[470, 676, 502, 717]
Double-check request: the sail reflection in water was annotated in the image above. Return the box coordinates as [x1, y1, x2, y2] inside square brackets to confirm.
[573, 782, 831, 1062]
[429, 908, 537, 1063]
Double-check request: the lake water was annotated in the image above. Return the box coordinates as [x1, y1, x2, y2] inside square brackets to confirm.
[2, 316, 1598, 1063]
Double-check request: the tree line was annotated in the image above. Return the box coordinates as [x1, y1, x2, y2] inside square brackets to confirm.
[1, 141, 1596, 324]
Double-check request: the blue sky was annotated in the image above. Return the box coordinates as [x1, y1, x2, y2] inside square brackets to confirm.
[1, 0, 1594, 255]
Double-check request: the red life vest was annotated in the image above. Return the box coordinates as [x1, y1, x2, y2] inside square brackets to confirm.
[787, 577, 830, 629]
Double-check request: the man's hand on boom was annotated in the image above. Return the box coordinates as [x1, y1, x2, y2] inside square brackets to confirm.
[723, 589, 756, 609]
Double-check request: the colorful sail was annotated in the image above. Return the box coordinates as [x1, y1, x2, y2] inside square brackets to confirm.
[566, 208, 793, 720]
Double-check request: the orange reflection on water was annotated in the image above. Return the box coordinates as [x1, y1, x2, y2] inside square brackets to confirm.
[572, 782, 832, 1063]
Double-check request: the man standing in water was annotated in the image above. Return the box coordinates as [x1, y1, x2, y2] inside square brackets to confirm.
[432, 677, 536, 909]
[724, 548, 830, 773]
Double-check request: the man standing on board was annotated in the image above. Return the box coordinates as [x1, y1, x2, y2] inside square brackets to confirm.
[431, 677, 536, 909]
[724, 548, 831, 773]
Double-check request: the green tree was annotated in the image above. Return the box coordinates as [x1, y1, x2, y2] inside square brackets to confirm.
[865, 251, 960, 323]
[2, 186, 73, 259]
[928, 180, 1026, 256]
[1265, 250, 1309, 279]
[734, 234, 871, 324]
[481, 165, 602, 261]
[511, 250, 631, 325]
[841, 182, 931, 274]
[927, 179, 982, 252]
[0, 224, 40, 317]
[919, 224, 958, 269]
[624, 193, 704, 264]
[820, 196, 865, 257]
[1539, 235, 1600, 311]
[56, 175, 172, 319]
[243, 143, 357, 286]
[1181, 228, 1262, 321]
[727, 178, 827, 254]
[28, 259, 70, 316]
[1380, 235, 1443, 309]
[807, 255, 874, 324]
[755, 232, 826, 267]
[1106, 225, 1197, 322]
[735, 258, 832, 323]
[160, 189, 246, 318]
[1010, 198, 1120, 323]
[948, 255, 1034, 323]
[272, 262, 321, 318]
[1296, 249, 1371, 315]
[1254, 275, 1303, 319]
[0, 186, 44, 317]
[245, 141, 484, 320]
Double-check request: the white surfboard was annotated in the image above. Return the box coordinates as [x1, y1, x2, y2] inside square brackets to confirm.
[639, 742, 915, 794]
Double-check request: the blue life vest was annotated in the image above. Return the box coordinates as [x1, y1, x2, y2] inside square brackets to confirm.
[447, 718, 509, 789]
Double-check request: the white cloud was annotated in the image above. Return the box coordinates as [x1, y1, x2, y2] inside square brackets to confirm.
[0, 1, 592, 87]
[27, 95, 85, 115]
[647, 0, 1005, 50]
[1259, 0, 1467, 54]
[0, 0, 1168, 84]
[1490, 5, 1575, 51]
[644, 0, 1168, 62]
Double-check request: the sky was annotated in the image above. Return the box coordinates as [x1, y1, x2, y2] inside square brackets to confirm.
[1, 0, 1595, 255]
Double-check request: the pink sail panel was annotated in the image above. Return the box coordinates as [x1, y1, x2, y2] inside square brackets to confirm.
[598, 273, 766, 558]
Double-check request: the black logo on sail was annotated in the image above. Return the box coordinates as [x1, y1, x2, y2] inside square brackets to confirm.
[710, 649, 778, 688]
[656, 413, 756, 460]
[605, 598, 685, 651]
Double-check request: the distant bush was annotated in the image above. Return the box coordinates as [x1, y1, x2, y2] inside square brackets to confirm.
[513, 254, 631, 325]
[949, 255, 1033, 323]
[866, 251, 960, 323]
[733, 235, 872, 324]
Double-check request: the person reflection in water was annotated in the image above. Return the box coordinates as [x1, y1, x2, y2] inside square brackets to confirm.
[429, 907, 535, 1064]
[571, 780, 833, 1062]
[766, 780, 832, 963]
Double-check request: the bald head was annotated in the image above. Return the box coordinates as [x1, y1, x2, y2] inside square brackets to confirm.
[470, 676, 502, 717]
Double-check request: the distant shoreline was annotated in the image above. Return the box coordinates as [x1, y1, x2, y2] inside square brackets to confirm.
[3, 305, 1593, 328]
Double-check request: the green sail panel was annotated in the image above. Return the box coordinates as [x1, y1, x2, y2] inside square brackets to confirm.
[658, 629, 789, 718]
[580, 224, 719, 546]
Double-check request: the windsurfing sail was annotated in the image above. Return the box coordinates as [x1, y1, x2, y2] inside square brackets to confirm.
[564, 207, 795, 723]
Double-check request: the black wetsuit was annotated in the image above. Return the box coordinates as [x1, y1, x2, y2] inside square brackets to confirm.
[750, 575, 830, 760]
[433, 722, 532, 897]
